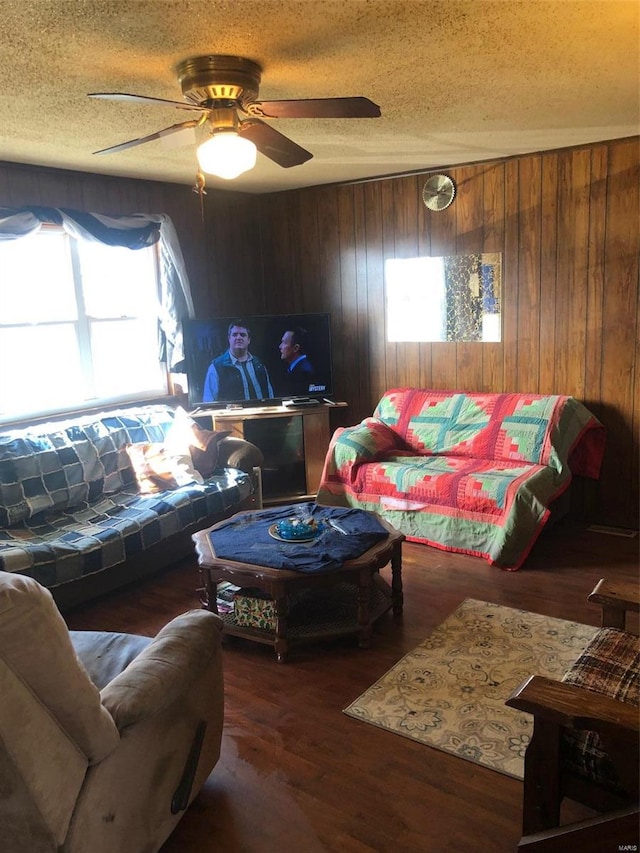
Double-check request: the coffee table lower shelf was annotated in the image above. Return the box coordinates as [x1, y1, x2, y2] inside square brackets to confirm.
[218, 576, 394, 658]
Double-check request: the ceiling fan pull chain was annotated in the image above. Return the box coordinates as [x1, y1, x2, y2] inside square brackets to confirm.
[192, 171, 207, 221]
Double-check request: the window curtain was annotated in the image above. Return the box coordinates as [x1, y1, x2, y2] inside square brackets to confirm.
[0, 206, 194, 369]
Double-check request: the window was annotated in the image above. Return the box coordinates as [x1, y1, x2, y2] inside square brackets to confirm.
[385, 253, 502, 343]
[386, 256, 448, 342]
[0, 227, 167, 421]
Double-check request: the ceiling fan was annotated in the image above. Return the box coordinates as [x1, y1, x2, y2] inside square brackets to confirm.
[88, 54, 381, 180]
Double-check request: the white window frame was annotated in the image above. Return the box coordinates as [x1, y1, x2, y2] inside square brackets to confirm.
[0, 225, 169, 424]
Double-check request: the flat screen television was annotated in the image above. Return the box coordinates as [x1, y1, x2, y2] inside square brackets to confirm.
[183, 312, 334, 409]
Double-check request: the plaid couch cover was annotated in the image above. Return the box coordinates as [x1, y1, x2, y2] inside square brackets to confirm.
[0, 405, 252, 589]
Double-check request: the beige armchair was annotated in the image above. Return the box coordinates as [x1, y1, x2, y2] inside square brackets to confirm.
[0, 571, 224, 853]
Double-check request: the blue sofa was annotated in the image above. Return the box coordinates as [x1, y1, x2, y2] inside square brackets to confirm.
[0, 403, 261, 611]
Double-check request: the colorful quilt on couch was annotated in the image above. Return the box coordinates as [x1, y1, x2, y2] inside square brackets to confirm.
[316, 389, 605, 570]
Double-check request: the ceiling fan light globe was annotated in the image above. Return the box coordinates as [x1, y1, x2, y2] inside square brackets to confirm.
[196, 132, 257, 179]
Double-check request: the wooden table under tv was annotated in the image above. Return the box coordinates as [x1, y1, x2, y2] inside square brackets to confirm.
[192, 508, 404, 662]
[190, 401, 347, 504]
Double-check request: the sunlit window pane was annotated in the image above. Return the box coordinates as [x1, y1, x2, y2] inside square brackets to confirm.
[385, 254, 502, 343]
[0, 226, 167, 420]
[386, 257, 447, 342]
[0, 326, 84, 414]
[79, 242, 159, 318]
[91, 319, 163, 397]
[0, 231, 77, 322]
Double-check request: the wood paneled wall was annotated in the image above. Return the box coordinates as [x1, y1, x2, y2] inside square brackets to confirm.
[1, 136, 638, 527]
[254, 138, 640, 528]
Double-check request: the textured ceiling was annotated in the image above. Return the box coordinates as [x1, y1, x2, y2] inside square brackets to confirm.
[0, 0, 638, 194]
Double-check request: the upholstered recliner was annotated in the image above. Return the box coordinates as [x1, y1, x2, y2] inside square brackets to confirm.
[0, 571, 224, 853]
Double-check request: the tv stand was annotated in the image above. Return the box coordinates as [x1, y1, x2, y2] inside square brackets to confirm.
[190, 402, 347, 504]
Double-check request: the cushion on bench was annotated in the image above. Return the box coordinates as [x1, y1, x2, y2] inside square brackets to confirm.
[561, 627, 640, 792]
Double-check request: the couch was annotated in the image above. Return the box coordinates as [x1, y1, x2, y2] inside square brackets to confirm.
[317, 388, 606, 570]
[0, 402, 262, 611]
[0, 569, 224, 853]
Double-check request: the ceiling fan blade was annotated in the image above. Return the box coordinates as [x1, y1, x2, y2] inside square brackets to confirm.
[239, 119, 313, 168]
[248, 97, 381, 119]
[88, 92, 206, 112]
[93, 120, 200, 155]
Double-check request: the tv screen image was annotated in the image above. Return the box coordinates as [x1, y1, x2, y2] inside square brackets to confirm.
[183, 313, 334, 408]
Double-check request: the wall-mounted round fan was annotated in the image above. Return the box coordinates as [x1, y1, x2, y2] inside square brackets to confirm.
[89, 54, 381, 176]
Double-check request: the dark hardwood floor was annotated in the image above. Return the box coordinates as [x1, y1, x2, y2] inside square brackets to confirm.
[65, 519, 639, 853]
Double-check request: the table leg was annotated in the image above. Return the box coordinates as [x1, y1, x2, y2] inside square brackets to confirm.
[357, 569, 372, 648]
[200, 570, 217, 613]
[273, 592, 289, 663]
[391, 543, 404, 618]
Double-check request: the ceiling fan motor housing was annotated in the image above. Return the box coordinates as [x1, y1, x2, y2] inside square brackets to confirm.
[90, 54, 379, 170]
[177, 55, 262, 108]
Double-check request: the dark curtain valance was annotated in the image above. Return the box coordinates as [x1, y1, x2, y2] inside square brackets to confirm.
[18, 205, 161, 249]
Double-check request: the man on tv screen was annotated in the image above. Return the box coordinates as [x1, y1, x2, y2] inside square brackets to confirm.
[278, 325, 317, 396]
[202, 320, 274, 403]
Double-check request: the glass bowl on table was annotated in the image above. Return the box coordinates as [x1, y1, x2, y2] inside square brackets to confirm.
[270, 515, 323, 543]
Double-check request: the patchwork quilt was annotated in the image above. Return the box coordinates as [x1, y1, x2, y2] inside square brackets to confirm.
[317, 389, 606, 570]
[0, 405, 252, 589]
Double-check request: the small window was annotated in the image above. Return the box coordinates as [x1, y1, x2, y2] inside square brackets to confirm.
[385, 253, 502, 342]
[0, 228, 167, 421]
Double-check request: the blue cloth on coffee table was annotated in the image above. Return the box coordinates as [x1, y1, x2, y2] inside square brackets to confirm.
[208, 502, 388, 572]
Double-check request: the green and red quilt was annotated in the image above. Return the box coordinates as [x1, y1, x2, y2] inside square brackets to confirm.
[317, 389, 605, 570]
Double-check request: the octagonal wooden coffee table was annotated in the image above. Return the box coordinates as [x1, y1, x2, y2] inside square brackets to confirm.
[192, 507, 404, 662]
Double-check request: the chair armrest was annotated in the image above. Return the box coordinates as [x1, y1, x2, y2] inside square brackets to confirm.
[508, 674, 640, 798]
[506, 675, 639, 736]
[217, 436, 264, 474]
[588, 578, 640, 630]
[323, 418, 406, 485]
[100, 610, 223, 731]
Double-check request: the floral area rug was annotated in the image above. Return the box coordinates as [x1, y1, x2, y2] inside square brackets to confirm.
[343, 598, 598, 779]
